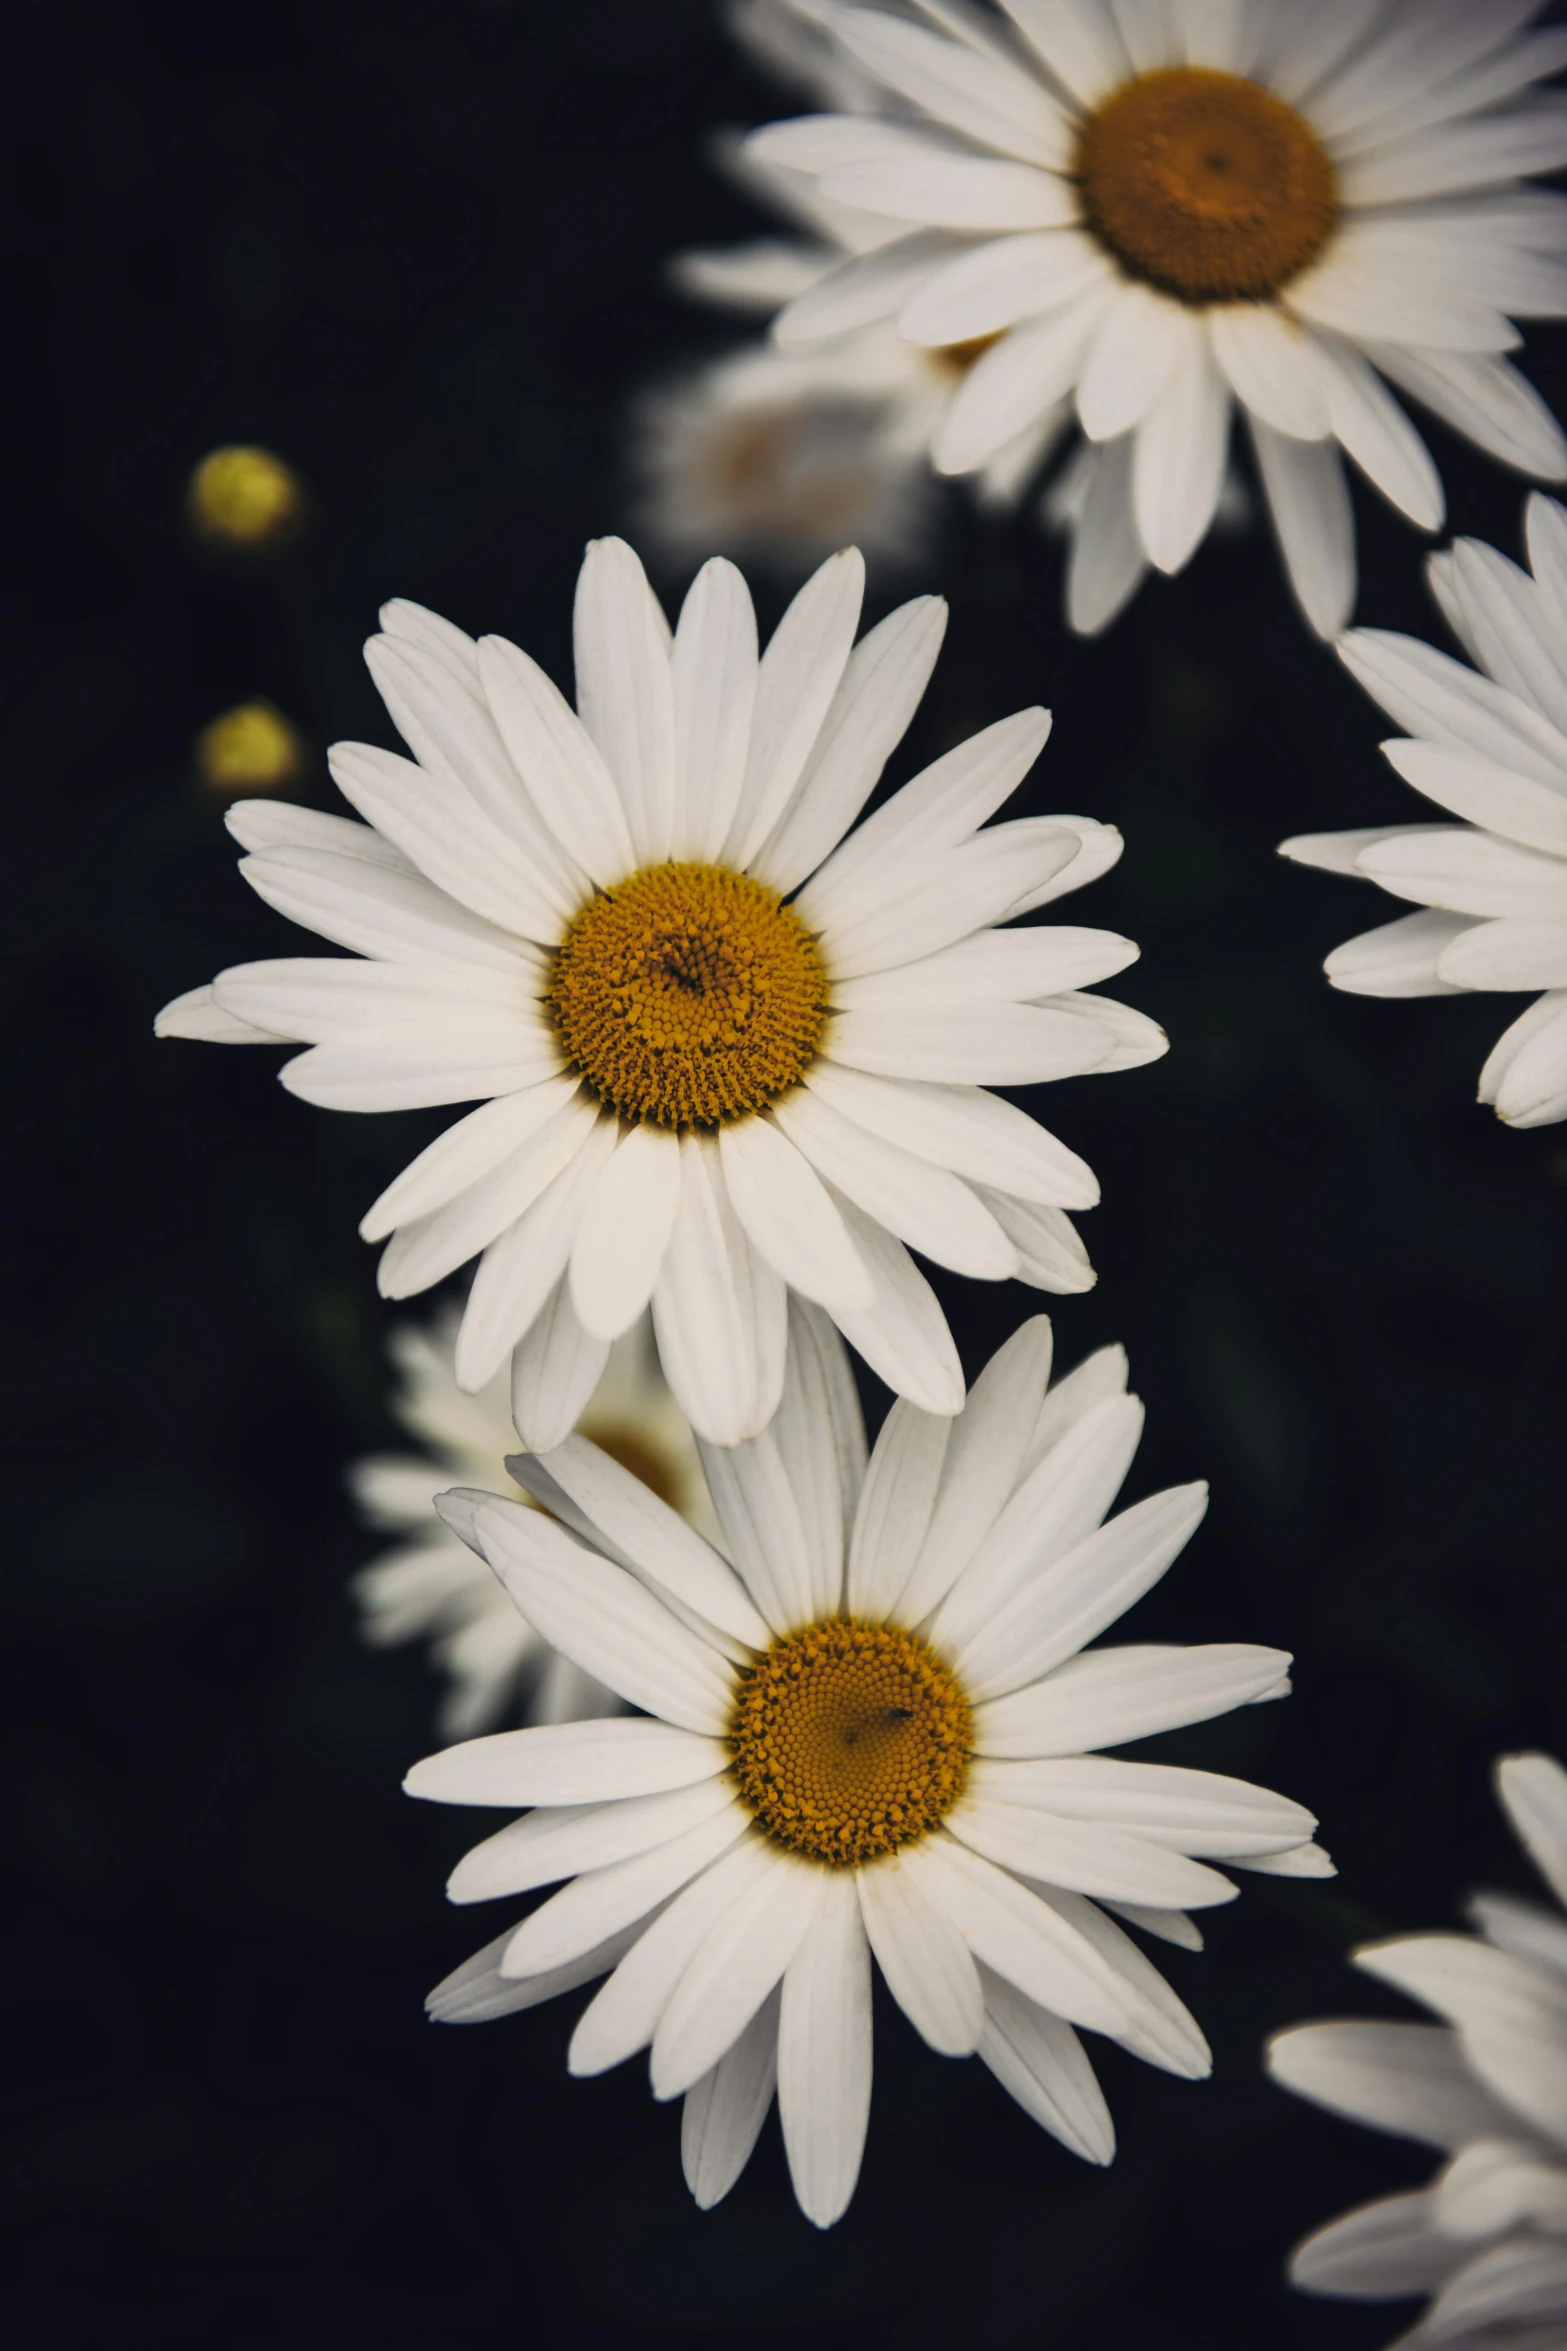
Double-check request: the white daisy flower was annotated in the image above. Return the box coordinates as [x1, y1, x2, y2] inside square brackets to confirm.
[1270, 1752, 1567, 2347]
[408, 1308, 1327, 2229]
[351, 1310, 714, 1740]
[749, 0, 1567, 638]
[156, 538, 1160, 1447]
[633, 340, 944, 576]
[1282, 493, 1567, 1130]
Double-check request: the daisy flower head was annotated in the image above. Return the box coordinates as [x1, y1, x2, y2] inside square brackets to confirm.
[156, 538, 1161, 1447]
[1282, 494, 1567, 1130]
[351, 1310, 712, 1739]
[408, 1310, 1327, 2229]
[1270, 1752, 1567, 2345]
[748, 1, 1567, 638]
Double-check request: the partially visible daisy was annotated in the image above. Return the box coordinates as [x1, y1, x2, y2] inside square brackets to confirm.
[157, 538, 1160, 1447]
[750, 1, 1567, 637]
[352, 1310, 713, 1739]
[409, 1308, 1326, 2228]
[1271, 1752, 1567, 2346]
[1282, 493, 1567, 1129]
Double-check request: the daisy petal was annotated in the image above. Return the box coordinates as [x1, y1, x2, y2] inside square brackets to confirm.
[509, 1273, 611, 1453]
[725, 549, 864, 869]
[1001, 0, 1130, 109]
[569, 1122, 684, 1341]
[972, 1642, 1292, 1759]
[894, 1315, 1055, 1625]
[280, 1019, 563, 1115]
[1030, 1883, 1211, 2075]
[1209, 305, 1329, 440]
[825, 1189, 966, 1417]
[1324, 907, 1474, 997]
[574, 537, 677, 865]
[404, 1715, 728, 1808]
[948, 1796, 1238, 1909]
[428, 1916, 651, 2026]
[771, 1297, 866, 1601]
[719, 1115, 875, 1314]
[773, 1090, 1020, 1280]
[1310, 336, 1444, 529]
[1480, 991, 1567, 1123]
[377, 1093, 602, 1298]
[1133, 332, 1230, 575]
[1079, 285, 1194, 442]
[671, 559, 759, 864]
[360, 1076, 583, 1241]
[856, 1846, 985, 2056]
[241, 845, 522, 972]
[818, 821, 1080, 980]
[653, 1134, 789, 1447]
[1497, 1753, 1567, 1911]
[778, 1873, 874, 2229]
[822, 152, 1077, 233]
[502, 1801, 750, 1979]
[476, 634, 637, 889]
[976, 1755, 1314, 1858]
[327, 740, 574, 939]
[978, 1965, 1114, 2163]
[1250, 417, 1355, 640]
[455, 1115, 618, 1388]
[1288, 2190, 1454, 2299]
[698, 1426, 823, 1634]
[824, 999, 1115, 1086]
[1381, 740, 1567, 861]
[462, 1497, 735, 1733]
[1267, 2020, 1519, 2151]
[773, 230, 962, 348]
[154, 984, 282, 1044]
[448, 1778, 737, 1903]
[917, 1835, 1134, 2039]
[846, 1397, 952, 1619]
[803, 1062, 1099, 1209]
[681, 1988, 781, 2210]
[934, 292, 1114, 475]
[651, 1849, 827, 2100]
[899, 231, 1111, 346]
[830, 6, 1073, 169]
[974, 1192, 1095, 1293]
[571, 1833, 776, 2076]
[1369, 346, 1567, 484]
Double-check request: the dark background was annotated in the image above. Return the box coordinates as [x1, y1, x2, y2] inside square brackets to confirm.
[7, 2, 1567, 2344]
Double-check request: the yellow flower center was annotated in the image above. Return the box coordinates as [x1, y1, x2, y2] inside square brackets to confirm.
[547, 861, 829, 1129]
[729, 1619, 972, 1868]
[1077, 67, 1337, 305]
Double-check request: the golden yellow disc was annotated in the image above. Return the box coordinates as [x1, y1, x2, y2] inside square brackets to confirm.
[1078, 67, 1337, 305]
[195, 700, 305, 794]
[187, 445, 305, 548]
[730, 1619, 972, 1868]
[547, 861, 828, 1130]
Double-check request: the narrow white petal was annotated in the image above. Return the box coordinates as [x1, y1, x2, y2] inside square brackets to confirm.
[571, 1833, 776, 2076]
[327, 739, 574, 939]
[454, 1117, 618, 1388]
[154, 983, 280, 1044]
[461, 1495, 735, 1733]
[1383, 740, 1567, 862]
[930, 1391, 1146, 1656]
[427, 1915, 650, 2026]
[779, 1874, 874, 2229]
[531, 1431, 768, 1648]
[698, 1426, 824, 1633]
[1268, 2019, 1520, 2151]
[824, 999, 1115, 1087]
[1002, 0, 1129, 108]
[953, 1484, 1212, 1702]
[281, 1019, 563, 1116]
[1369, 345, 1567, 485]
[915, 1836, 1135, 2039]
[1250, 416, 1356, 640]
[802, 1061, 1099, 1209]
[894, 1315, 1055, 1626]
[825, 1188, 965, 1417]
[574, 537, 677, 865]
[773, 1091, 1019, 1280]
[1358, 827, 1567, 921]
[1310, 335, 1444, 528]
[448, 1777, 737, 1903]
[1427, 2233, 1567, 2335]
[224, 796, 413, 864]
[509, 1273, 611, 1453]
[1340, 106, 1567, 208]
[1498, 1752, 1567, 1911]
[978, 1966, 1114, 2163]
[770, 1296, 865, 1601]
[1030, 1882, 1210, 2076]
[241, 843, 523, 971]
[1288, 227, 1519, 356]
[377, 1092, 601, 1298]
[934, 292, 1113, 475]
[476, 634, 636, 889]
[1280, 823, 1449, 880]
[831, 5, 1073, 169]
[681, 1988, 781, 2210]
[719, 1116, 875, 1313]
[1133, 332, 1230, 575]
[217, 951, 544, 1038]
[1288, 2189, 1455, 2300]
[569, 1122, 684, 1340]
[1324, 907, 1473, 998]
[501, 1801, 749, 1979]
[751, 594, 949, 896]
[651, 1850, 827, 2100]
[773, 229, 960, 348]
[973, 1640, 1293, 1758]
[404, 1715, 728, 1808]
[1356, 1932, 1567, 2147]
[974, 1754, 1312, 1858]
[818, 822, 1081, 980]
[1481, 990, 1567, 1125]
[974, 1191, 1095, 1294]
[360, 1077, 582, 1241]
[846, 1397, 951, 1617]
[856, 1847, 985, 2055]
[725, 549, 864, 869]
[1079, 285, 1193, 442]
[671, 558, 759, 863]
[949, 1797, 1237, 1909]
[1209, 305, 1328, 440]
[822, 151, 1076, 233]
[900, 230, 1111, 346]
[1440, 919, 1567, 992]
[652, 1134, 788, 1447]
[1102, 1901, 1203, 1951]
[1062, 432, 1149, 637]
[833, 925, 1139, 1008]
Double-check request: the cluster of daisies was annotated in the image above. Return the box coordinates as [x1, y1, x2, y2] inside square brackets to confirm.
[156, 0, 1567, 2314]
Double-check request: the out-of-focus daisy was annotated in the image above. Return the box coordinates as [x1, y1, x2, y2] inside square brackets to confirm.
[187, 444, 306, 551]
[633, 341, 942, 576]
[1271, 1752, 1567, 2346]
[749, 1, 1567, 638]
[409, 1309, 1326, 2228]
[352, 1310, 713, 1739]
[157, 538, 1159, 1446]
[195, 700, 306, 796]
[1283, 494, 1567, 1129]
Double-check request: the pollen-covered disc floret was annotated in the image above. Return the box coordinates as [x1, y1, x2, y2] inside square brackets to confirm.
[1078, 69, 1336, 306]
[730, 1618, 971, 1866]
[548, 861, 828, 1129]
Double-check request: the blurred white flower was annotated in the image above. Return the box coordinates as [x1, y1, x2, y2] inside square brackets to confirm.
[1283, 493, 1567, 1129]
[1272, 1752, 1567, 2346]
[352, 1311, 713, 1738]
